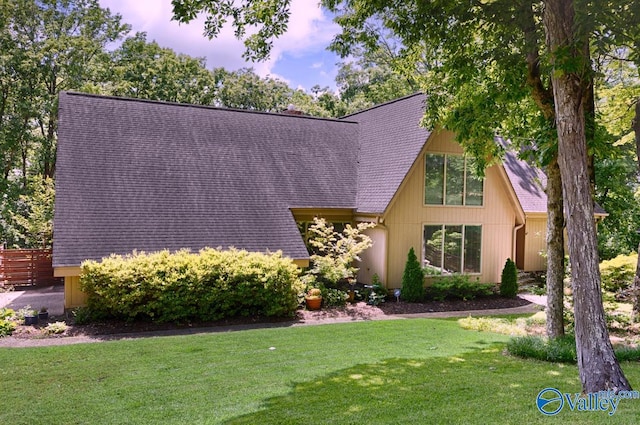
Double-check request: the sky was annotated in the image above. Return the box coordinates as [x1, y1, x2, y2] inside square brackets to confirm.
[97, 0, 342, 91]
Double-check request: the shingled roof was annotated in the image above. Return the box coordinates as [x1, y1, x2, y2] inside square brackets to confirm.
[344, 93, 431, 214]
[501, 143, 607, 216]
[53, 92, 359, 267]
[55, 91, 593, 269]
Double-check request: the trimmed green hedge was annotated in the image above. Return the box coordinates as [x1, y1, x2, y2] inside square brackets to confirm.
[81, 248, 304, 322]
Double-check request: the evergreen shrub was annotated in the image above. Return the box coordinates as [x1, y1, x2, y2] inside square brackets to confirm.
[500, 258, 518, 298]
[401, 247, 425, 302]
[81, 248, 303, 322]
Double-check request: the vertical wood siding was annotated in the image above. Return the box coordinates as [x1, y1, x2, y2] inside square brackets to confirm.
[64, 276, 87, 309]
[357, 227, 388, 285]
[383, 130, 516, 285]
[523, 218, 548, 271]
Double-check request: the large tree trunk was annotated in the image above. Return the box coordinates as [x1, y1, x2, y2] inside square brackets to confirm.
[632, 99, 640, 321]
[543, 0, 631, 392]
[518, 0, 566, 337]
[545, 156, 565, 338]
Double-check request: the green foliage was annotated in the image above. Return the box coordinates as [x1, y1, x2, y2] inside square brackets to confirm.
[80, 248, 303, 323]
[427, 275, 494, 301]
[321, 287, 349, 307]
[365, 284, 387, 306]
[104, 32, 218, 105]
[8, 177, 55, 248]
[599, 253, 638, 293]
[0, 319, 16, 337]
[507, 335, 640, 364]
[499, 258, 518, 298]
[401, 248, 425, 302]
[71, 306, 93, 325]
[457, 316, 527, 336]
[44, 321, 68, 335]
[0, 308, 17, 337]
[507, 335, 578, 363]
[305, 217, 375, 285]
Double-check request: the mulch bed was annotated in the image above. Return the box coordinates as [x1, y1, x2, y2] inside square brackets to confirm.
[378, 296, 531, 315]
[7, 295, 533, 340]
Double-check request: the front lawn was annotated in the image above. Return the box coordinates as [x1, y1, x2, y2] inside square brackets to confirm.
[1, 318, 639, 424]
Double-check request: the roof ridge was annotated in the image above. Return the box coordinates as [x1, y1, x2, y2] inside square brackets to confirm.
[61, 91, 357, 124]
[339, 92, 425, 119]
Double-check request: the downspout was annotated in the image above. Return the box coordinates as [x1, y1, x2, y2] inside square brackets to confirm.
[513, 222, 525, 265]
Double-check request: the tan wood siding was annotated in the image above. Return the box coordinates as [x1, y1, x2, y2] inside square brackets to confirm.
[523, 218, 548, 271]
[357, 226, 387, 285]
[383, 130, 516, 285]
[64, 275, 87, 309]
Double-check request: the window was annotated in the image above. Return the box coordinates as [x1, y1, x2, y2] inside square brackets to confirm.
[424, 153, 484, 206]
[423, 225, 482, 275]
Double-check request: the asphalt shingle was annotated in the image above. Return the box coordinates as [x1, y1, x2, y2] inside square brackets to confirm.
[53, 92, 359, 267]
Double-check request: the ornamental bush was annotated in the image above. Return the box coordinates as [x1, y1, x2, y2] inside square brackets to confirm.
[427, 275, 494, 301]
[600, 253, 638, 293]
[500, 258, 518, 298]
[80, 248, 304, 323]
[401, 247, 425, 302]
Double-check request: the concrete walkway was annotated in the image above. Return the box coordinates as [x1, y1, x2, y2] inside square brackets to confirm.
[0, 285, 65, 316]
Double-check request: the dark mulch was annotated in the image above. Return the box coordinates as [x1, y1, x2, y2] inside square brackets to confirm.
[9, 295, 533, 340]
[378, 296, 532, 315]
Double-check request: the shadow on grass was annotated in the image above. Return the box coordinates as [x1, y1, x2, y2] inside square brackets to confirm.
[225, 348, 638, 425]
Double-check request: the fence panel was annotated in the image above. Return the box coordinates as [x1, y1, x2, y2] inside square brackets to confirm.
[0, 249, 62, 287]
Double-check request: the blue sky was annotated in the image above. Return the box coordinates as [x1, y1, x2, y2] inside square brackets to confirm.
[98, 0, 342, 91]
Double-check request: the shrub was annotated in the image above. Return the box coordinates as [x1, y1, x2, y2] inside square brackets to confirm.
[500, 258, 518, 298]
[44, 321, 68, 335]
[0, 308, 15, 320]
[507, 335, 640, 363]
[0, 319, 16, 337]
[401, 248, 425, 302]
[427, 275, 494, 301]
[600, 253, 637, 293]
[506, 335, 577, 363]
[321, 287, 349, 307]
[305, 218, 376, 285]
[81, 248, 304, 323]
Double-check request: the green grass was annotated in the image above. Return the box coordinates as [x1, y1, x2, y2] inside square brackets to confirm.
[1, 318, 639, 424]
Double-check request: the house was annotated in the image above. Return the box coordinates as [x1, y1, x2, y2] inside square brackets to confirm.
[53, 92, 604, 309]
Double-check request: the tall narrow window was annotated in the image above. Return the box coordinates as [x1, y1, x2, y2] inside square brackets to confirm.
[423, 225, 482, 275]
[463, 226, 482, 273]
[425, 154, 444, 205]
[424, 153, 484, 206]
[423, 225, 444, 274]
[445, 156, 464, 205]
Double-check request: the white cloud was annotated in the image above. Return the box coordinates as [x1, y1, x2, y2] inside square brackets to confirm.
[98, 0, 340, 90]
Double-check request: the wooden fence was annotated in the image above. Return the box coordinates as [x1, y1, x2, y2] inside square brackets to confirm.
[0, 249, 62, 287]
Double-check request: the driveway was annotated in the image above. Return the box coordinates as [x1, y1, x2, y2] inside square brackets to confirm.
[0, 285, 65, 316]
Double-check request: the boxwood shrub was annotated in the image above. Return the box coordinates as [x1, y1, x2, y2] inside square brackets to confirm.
[81, 248, 304, 323]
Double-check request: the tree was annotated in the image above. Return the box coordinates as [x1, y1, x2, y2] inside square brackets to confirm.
[101, 32, 217, 105]
[215, 67, 292, 112]
[304, 217, 375, 285]
[171, 0, 635, 393]
[500, 258, 518, 298]
[0, 0, 129, 246]
[401, 247, 425, 302]
[543, 0, 630, 392]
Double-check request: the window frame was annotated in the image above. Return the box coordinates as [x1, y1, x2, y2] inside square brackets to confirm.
[423, 152, 485, 207]
[422, 223, 483, 275]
